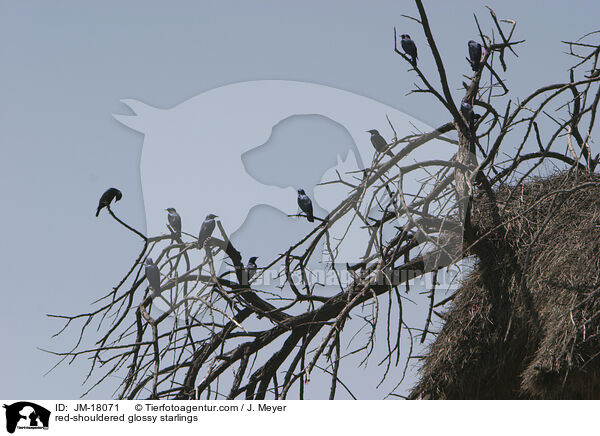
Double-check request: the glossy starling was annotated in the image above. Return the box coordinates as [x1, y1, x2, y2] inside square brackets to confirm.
[468, 40, 482, 72]
[297, 189, 314, 222]
[144, 257, 161, 294]
[166, 207, 182, 237]
[96, 188, 122, 217]
[586, 69, 600, 79]
[460, 100, 473, 123]
[400, 34, 418, 66]
[367, 129, 394, 158]
[247, 256, 258, 280]
[198, 214, 217, 247]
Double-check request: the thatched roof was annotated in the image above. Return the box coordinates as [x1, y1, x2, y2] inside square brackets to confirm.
[410, 171, 600, 399]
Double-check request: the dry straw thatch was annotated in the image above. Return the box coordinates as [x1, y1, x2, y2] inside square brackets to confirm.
[410, 170, 600, 399]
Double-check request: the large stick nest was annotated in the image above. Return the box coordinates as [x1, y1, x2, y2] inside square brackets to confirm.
[411, 170, 600, 399]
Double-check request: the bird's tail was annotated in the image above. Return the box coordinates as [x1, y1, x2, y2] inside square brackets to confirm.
[471, 61, 480, 72]
[171, 232, 183, 244]
[168, 226, 182, 239]
[95, 207, 101, 217]
[308, 215, 315, 223]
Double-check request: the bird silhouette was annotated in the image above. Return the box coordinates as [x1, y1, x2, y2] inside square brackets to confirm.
[144, 257, 161, 294]
[400, 34, 418, 66]
[468, 40, 482, 72]
[96, 188, 122, 217]
[586, 69, 600, 79]
[461, 100, 474, 122]
[367, 129, 394, 158]
[461, 100, 479, 136]
[297, 189, 314, 222]
[247, 256, 258, 280]
[166, 207, 181, 237]
[198, 214, 217, 248]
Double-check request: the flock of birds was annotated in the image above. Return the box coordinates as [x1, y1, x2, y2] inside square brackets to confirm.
[96, 183, 316, 295]
[95, 186, 303, 295]
[400, 35, 483, 129]
[95, 36, 484, 298]
[400, 33, 482, 72]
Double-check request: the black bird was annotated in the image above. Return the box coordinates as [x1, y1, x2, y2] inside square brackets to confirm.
[198, 214, 217, 247]
[460, 100, 474, 124]
[367, 130, 394, 158]
[461, 100, 479, 136]
[247, 256, 258, 281]
[586, 69, 600, 79]
[144, 257, 161, 294]
[468, 40, 482, 72]
[297, 189, 314, 222]
[400, 34, 418, 66]
[166, 207, 181, 237]
[96, 188, 122, 217]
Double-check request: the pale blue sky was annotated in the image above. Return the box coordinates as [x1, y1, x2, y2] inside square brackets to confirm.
[1, 0, 598, 399]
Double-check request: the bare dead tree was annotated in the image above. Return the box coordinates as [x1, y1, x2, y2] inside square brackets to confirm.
[46, 1, 600, 400]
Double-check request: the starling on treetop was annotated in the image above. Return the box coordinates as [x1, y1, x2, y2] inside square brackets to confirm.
[400, 34, 418, 66]
[198, 214, 217, 248]
[166, 208, 182, 237]
[468, 40, 482, 72]
[297, 189, 314, 223]
[367, 129, 394, 158]
[96, 188, 122, 217]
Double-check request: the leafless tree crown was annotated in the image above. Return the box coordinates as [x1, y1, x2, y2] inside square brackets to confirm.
[47, 1, 600, 399]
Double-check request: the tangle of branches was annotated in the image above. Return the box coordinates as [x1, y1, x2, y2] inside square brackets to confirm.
[47, 1, 600, 400]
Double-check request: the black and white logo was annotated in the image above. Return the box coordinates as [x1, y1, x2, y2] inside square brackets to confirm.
[3, 402, 50, 434]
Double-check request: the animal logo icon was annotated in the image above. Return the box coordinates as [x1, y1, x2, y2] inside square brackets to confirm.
[114, 80, 456, 285]
[3, 402, 50, 434]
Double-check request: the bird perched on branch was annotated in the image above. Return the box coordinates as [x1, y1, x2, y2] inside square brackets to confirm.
[246, 256, 258, 281]
[297, 189, 314, 222]
[400, 34, 418, 66]
[367, 130, 394, 158]
[96, 187, 122, 217]
[144, 257, 161, 294]
[461, 100, 480, 137]
[586, 69, 600, 79]
[166, 207, 181, 237]
[468, 40, 482, 71]
[460, 100, 474, 124]
[198, 214, 217, 248]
